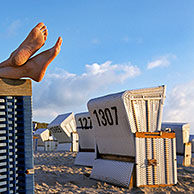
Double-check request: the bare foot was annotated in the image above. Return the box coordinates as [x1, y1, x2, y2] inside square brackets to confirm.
[24, 37, 62, 82]
[8, 22, 48, 67]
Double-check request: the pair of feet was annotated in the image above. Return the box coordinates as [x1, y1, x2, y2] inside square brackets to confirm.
[0, 22, 62, 82]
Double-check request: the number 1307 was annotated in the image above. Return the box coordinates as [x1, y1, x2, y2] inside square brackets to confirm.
[93, 106, 118, 127]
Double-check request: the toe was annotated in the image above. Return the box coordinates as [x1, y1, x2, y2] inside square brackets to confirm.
[52, 37, 62, 54]
[56, 37, 63, 47]
[43, 29, 48, 35]
[44, 34, 48, 41]
[36, 22, 45, 29]
[40, 25, 47, 31]
[43, 29, 48, 39]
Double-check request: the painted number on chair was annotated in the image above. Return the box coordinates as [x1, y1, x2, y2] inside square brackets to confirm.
[78, 117, 93, 130]
[93, 106, 118, 127]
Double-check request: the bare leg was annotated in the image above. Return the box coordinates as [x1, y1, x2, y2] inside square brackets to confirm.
[0, 22, 48, 68]
[0, 37, 62, 82]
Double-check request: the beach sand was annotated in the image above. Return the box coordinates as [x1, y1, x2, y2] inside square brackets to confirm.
[34, 151, 194, 194]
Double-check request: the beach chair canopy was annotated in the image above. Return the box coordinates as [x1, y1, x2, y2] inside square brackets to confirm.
[87, 85, 166, 157]
[34, 128, 51, 146]
[75, 112, 95, 149]
[48, 112, 76, 143]
[161, 122, 190, 154]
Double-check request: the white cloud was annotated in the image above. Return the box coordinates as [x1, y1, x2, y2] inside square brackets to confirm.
[32, 61, 141, 122]
[85, 61, 140, 81]
[147, 54, 176, 70]
[163, 80, 194, 134]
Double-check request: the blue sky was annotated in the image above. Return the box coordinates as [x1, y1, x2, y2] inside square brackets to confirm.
[1, 1, 194, 133]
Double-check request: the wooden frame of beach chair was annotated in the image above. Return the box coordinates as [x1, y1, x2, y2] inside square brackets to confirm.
[87, 85, 166, 188]
[191, 135, 194, 160]
[70, 131, 79, 152]
[0, 78, 34, 193]
[182, 142, 192, 167]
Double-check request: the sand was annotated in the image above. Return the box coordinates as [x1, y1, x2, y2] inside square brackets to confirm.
[34, 151, 194, 194]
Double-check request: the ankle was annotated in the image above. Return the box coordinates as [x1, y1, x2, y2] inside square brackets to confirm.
[0, 59, 12, 68]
